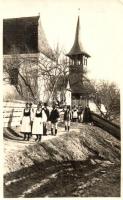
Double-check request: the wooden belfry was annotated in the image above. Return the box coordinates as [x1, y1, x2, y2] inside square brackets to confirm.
[66, 15, 91, 106]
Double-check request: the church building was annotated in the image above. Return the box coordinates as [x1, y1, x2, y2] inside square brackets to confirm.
[3, 15, 55, 102]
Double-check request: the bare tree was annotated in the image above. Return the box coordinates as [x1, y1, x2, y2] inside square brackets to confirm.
[3, 53, 38, 101]
[3, 45, 69, 103]
[92, 80, 120, 121]
[37, 47, 69, 103]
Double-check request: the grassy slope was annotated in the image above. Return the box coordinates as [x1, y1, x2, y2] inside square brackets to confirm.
[4, 124, 121, 197]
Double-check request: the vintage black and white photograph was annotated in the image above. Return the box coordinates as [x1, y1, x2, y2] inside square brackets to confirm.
[2, 0, 122, 198]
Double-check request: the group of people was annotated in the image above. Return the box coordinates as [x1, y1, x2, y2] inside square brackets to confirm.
[71, 105, 92, 123]
[20, 102, 92, 142]
[63, 104, 93, 132]
[20, 102, 60, 141]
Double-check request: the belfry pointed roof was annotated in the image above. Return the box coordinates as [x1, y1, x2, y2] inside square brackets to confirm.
[67, 16, 90, 58]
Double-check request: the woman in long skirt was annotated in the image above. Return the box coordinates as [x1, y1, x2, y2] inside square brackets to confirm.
[32, 104, 43, 142]
[20, 103, 31, 141]
[83, 105, 92, 124]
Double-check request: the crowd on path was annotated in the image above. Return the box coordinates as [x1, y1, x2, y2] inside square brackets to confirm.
[20, 102, 93, 142]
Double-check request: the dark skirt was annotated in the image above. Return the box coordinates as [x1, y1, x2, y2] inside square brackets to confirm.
[83, 108, 92, 123]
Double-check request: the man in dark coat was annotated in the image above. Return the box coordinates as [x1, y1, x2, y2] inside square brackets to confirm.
[83, 105, 92, 123]
[49, 104, 60, 135]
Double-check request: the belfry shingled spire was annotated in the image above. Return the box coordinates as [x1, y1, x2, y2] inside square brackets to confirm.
[67, 16, 90, 58]
[66, 14, 91, 105]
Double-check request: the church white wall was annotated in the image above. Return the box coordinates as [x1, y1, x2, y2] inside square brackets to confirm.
[3, 53, 53, 103]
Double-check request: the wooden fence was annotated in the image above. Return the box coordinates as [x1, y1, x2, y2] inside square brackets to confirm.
[3, 101, 26, 127]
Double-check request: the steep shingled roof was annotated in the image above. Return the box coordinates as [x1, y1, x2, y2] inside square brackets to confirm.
[3, 15, 55, 60]
[38, 17, 55, 60]
[67, 16, 90, 58]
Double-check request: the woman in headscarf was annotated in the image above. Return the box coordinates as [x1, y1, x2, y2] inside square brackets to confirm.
[20, 102, 32, 141]
[32, 103, 43, 142]
[83, 105, 92, 124]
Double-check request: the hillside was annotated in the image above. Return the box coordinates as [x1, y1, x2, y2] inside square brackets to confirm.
[4, 123, 121, 197]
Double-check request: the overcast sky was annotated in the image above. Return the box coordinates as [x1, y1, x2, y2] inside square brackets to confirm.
[1, 0, 123, 87]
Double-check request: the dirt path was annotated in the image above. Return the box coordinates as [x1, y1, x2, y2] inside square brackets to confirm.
[4, 123, 79, 160]
[4, 123, 81, 175]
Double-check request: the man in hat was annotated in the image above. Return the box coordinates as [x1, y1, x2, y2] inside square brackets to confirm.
[49, 104, 60, 135]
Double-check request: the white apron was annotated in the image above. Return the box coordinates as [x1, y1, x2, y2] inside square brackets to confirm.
[21, 109, 31, 133]
[32, 109, 43, 135]
[72, 110, 78, 118]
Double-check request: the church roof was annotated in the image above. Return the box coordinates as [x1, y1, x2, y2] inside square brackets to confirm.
[3, 15, 55, 60]
[38, 17, 55, 60]
[66, 16, 90, 58]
